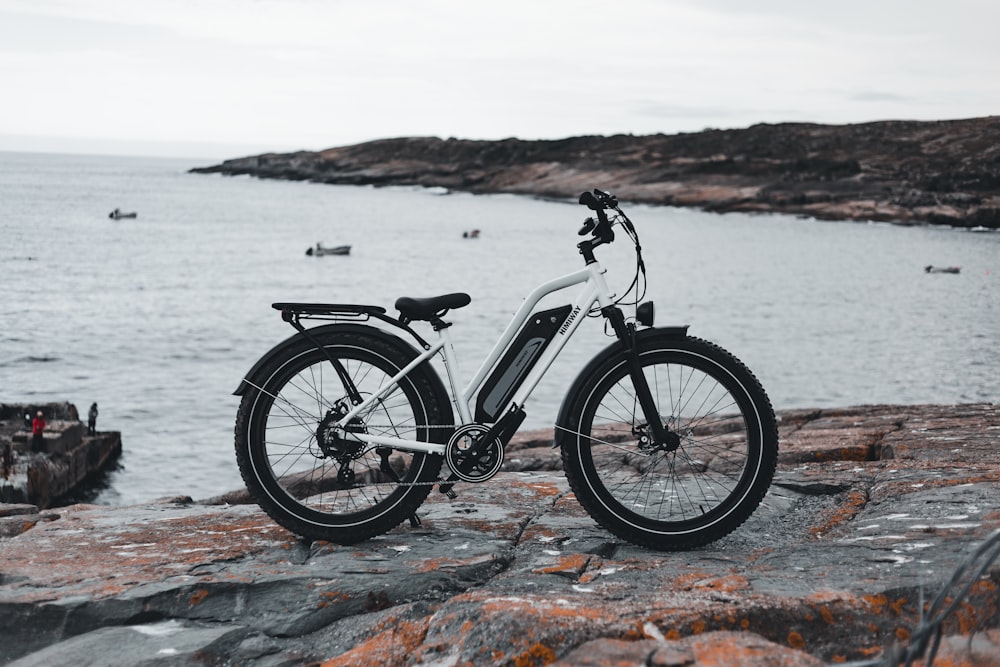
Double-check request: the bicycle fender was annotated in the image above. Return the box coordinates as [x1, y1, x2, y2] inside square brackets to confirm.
[553, 325, 689, 448]
[233, 323, 439, 396]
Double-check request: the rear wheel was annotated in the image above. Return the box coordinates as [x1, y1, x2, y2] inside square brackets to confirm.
[235, 329, 448, 544]
[560, 334, 777, 550]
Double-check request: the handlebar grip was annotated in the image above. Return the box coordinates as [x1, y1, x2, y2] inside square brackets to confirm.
[579, 191, 602, 210]
[577, 190, 617, 247]
[579, 189, 619, 211]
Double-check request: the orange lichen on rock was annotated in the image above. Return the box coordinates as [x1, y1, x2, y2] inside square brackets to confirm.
[810, 490, 867, 537]
[535, 553, 588, 575]
[689, 631, 822, 667]
[787, 631, 806, 649]
[315, 590, 351, 609]
[623, 622, 647, 641]
[521, 525, 563, 542]
[474, 595, 612, 624]
[702, 575, 750, 594]
[491, 476, 565, 502]
[512, 642, 556, 667]
[519, 481, 563, 498]
[188, 589, 209, 606]
[674, 571, 714, 590]
[819, 605, 835, 624]
[320, 618, 430, 667]
[863, 593, 889, 614]
[806, 590, 849, 603]
[671, 572, 750, 594]
[954, 600, 983, 635]
[860, 593, 909, 617]
[415, 554, 495, 573]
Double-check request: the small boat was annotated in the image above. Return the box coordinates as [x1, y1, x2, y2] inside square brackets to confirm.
[925, 265, 960, 274]
[306, 244, 351, 257]
[109, 208, 137, 220]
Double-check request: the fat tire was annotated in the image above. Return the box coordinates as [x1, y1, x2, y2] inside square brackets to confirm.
[235, 328, 449, 544]
[559, 334, 778, 550]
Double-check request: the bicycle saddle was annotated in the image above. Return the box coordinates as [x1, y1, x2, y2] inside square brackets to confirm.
[395, 293, 471, 321]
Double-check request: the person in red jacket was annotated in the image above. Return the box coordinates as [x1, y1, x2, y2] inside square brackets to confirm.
[32, 410, 46, 453]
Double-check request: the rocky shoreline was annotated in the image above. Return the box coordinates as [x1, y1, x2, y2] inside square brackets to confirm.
[2, 402, 999, 666]
[190, 117, 1000, 228]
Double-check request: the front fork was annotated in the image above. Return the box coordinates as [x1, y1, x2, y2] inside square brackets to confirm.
[602, 307, 679, 451]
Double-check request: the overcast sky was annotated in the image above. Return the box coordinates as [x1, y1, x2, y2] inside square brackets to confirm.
[1, 0, 998, 159]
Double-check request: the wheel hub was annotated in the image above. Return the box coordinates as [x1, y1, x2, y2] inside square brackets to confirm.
[316, 401, 366, 460]
[635, 422, 681, 453]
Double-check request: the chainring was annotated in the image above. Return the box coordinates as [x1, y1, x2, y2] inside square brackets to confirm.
[445, 423, 504, 483]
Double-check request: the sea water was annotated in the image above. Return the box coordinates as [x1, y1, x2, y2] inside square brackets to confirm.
[2, 151, 997, 504]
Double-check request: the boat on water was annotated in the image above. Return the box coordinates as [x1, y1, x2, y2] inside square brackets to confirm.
[109, 208, 137, 220]
[925, 265, 960, 274]
[306, 244, 351, 257]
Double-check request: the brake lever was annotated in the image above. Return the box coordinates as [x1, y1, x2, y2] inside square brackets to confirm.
[578, 217, 596, 236]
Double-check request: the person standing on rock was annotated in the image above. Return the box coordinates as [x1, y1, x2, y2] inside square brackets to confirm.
[88, 402, 98, 436]
[32, 410, 46, 453]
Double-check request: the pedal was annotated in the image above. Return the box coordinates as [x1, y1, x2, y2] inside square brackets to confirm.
[439, 484, 458, 499]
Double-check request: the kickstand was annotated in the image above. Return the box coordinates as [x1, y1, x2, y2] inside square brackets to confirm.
[409, 513, 421, 528]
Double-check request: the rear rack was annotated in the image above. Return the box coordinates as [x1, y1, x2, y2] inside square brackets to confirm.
[273, 302, 387, 322]
[271, 302, 431, 349]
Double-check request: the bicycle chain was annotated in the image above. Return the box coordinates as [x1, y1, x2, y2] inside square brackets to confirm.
[355, 423, 459, 430]
[315, 423, 460, 489]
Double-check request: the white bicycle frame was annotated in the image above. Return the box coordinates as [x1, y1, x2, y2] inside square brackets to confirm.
[334, 261, 618, 455]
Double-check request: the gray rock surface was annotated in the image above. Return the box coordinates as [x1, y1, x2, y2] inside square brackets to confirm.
[1, 403, 999, 666]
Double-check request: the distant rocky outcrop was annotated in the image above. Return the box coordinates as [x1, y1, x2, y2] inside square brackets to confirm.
[191, 117, 1000, 228]
[3, 403, 999, 666]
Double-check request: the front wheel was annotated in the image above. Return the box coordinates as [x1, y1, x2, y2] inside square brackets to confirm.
[559, 334, 778, 551]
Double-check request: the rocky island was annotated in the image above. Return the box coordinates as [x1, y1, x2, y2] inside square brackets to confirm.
[2, 403, 1000, 666]
[191, 116, 1000, 228]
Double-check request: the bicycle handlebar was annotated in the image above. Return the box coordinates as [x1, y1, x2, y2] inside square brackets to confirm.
[577, 189, 620, 245]
[578, 189, 618, 211]
[576, 187, 647, 303]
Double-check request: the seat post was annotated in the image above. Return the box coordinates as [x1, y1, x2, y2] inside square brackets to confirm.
[429, 316, 452, 332]
[434, 322, 470, 423]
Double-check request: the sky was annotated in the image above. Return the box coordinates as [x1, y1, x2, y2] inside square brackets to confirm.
[1, 0, 998, 159]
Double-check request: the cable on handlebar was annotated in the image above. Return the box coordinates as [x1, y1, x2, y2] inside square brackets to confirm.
[609, 206, 647, 313]
[577, 189, 648, 319]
